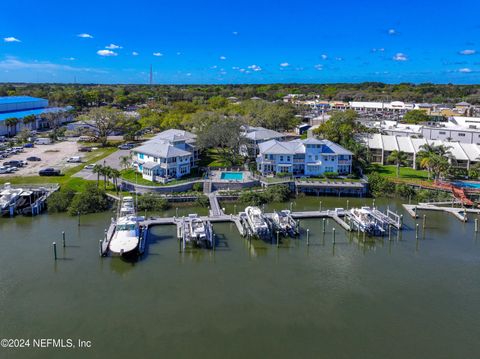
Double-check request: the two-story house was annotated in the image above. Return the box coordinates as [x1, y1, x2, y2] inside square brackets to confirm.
[256, 138, 352, 176]
[131, 129, 198, 183]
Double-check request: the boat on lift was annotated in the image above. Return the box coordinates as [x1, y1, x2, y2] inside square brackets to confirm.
[0, 183, 24, 214]
[245, 206, 270, 238]
[189, 215, 207, 240]
[272, 209, 297, 236]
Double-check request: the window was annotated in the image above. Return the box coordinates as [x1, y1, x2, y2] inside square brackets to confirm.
[280, 156, 284, 161]
[264, 154, 268, 160]
[139, 153, 144, 160]
[439, 131, 446, 135]
[287, 156, 291, 161]
[458, 133, 466, 137]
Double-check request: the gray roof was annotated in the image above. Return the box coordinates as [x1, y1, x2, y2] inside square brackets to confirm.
[244, 127, 284, 141]
[150, 129, 196, 143]
[142, 161, 160, 170]
[258, 138, 352, 156]
[133, 140, 192, 158]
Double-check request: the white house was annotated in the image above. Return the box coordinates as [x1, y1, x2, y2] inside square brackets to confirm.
[131, 129, 198, 183]
[256, 138, 352, 176]
[240, 126, 285, 157]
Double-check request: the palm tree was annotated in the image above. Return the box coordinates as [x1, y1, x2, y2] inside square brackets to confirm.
[102, 166, 112, 190]
[417, 144, 452, 180]
[22, 114, 36, 130]
[5, 117, 19, 137]
[92, 164, 102, 187]
[120, 155, 132, 170]
[387, 150, 409, 177]
[110, 168, 121, 193]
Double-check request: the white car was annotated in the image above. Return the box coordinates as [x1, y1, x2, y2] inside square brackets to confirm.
[67, 156, 82, 163]
[84, 164, 95, 170]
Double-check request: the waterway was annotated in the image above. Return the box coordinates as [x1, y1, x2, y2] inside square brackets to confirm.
[0, 197, 479, 358]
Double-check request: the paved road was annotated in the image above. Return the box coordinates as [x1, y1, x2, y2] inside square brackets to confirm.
[73, 149, 130, 180]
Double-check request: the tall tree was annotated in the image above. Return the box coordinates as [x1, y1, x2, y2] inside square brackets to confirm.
[78, 107, 125, 146]
[387, 150, 409, 177]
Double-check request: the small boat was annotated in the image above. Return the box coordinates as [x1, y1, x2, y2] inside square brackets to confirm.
[348, 206, 384, 235]
[189, 215, 207, 240]
[245, 206, 270, 237]
[272, 209, 297, 236]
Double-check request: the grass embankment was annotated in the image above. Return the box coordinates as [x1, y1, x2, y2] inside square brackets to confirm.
[120, 169, 201, 187]
[367, 164, 431, 185]
[0, 147, 118, 192]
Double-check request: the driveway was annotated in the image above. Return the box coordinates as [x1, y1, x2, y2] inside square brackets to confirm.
[73, 149, 130, 180]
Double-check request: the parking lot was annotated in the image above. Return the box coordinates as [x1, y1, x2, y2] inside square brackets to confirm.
[1, 141, 83, 177]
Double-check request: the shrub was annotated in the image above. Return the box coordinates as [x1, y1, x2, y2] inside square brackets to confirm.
[137, 193, 170, 211]
[68, 183, 111, 215]
[323, 172, 339, 179]
[195, 194, 210, 207]
[367, 172, 395, 197]
[192, 182, 203, 192]
[395, 183, 416, 199]
[264, 184, 290, 202]
[47, 188, 76, 213]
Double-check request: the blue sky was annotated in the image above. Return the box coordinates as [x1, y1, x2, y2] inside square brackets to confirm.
[1, 0, 480, 84]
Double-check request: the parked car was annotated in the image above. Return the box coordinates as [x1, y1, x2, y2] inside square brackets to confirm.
[0, 166, 11, 174]
[79, 146, 92, 152]
[27, 156, 41, 161]
[23, 143, 34, 148]
[118, 144, 134, 150]
[39, 168, 61, 176]
[3, 160, 23, 168]
[34, 138, 52, 145]
[67, 156, 82, 163]
[84, 164, 95, 170]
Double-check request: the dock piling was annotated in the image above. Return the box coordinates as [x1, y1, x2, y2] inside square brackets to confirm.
[77, 211, 80, 226]
[416, 223, 419, 239]
[62, 231, 65, 247]
[332, 228, 336, 244]
[346, 200, 349, 211]
[53, 242, 57, 260]
[388, 225, 391, 241]
[322, 218, 326, 233]
[475, 219, 478, 233]
[276, 231, 279, 248]
[319, 201, 322, 212]
[306, 229, 310, 246]
[423, 214, 426, 229]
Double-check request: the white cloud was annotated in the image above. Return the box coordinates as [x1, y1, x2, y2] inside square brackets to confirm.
[97, 49, 118, 57]
[393, 53, 408, 61]
[388, 28, 397, 35]
[219, 56, 227, 60]
[321, 54, 328, 60]
[459, 68, 472, 73]
[280, 62, 289, 67]
[153, 52, 163, 57]
[132, 51, 139, 56]
[247, 64, 262, 72]
[232, 31, 239, 35]
[77, 33, 93, 38]
[105, 44, 122, 49]
[232, 66, 239, 70]
[4, 37, 21, 43]
[64, 57, 76, 61]
[176, 52, 182, 55]
[372, 48, 385, 52]
[459, 49, 476, 55]
[186, 73, 192, 76]
[210, 65, 218, 69]
[314, 64, 323, 70]
[0, 57, 105, 73]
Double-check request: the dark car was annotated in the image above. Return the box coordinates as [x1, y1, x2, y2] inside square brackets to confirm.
[27, 156, 41, 161]
[79, 147, 92, 152]
[3, 160, 23, 168]
[23, 143, 34, 148]
[39, 168, 61, 176]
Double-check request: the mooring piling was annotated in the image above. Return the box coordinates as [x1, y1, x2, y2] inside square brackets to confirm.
[53, 242, 57, 260]
[332, 228, 336, 244]
[306, 229, 310, 246]
[62, 231, 66, 247]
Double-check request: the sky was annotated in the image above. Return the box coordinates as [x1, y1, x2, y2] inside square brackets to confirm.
[1, 0, 480, 84]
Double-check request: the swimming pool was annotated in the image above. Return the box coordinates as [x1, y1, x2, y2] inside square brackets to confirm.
[220, 172, 243, 180]
[453, 181, 480, 189]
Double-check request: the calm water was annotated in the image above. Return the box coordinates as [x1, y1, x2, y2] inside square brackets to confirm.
[0, 197, 479, 359]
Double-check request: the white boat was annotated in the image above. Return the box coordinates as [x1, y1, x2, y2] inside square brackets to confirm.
[272, 210, 296, 235]
[108, 197, 140, 256]
[0, 184, 24, 212]
[108, 215, 140, 256]
[189, 215, 207, 240]
[348, 207, 381, 233]
[245, 206, 270, 237]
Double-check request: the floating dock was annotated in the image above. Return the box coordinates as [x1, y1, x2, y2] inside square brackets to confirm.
[402, 203, 480, 222]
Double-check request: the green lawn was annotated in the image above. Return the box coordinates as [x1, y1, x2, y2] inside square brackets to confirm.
[120, 169, 201, 187]
[0, 147, 118, 192]
[368, 164, 431, 183]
